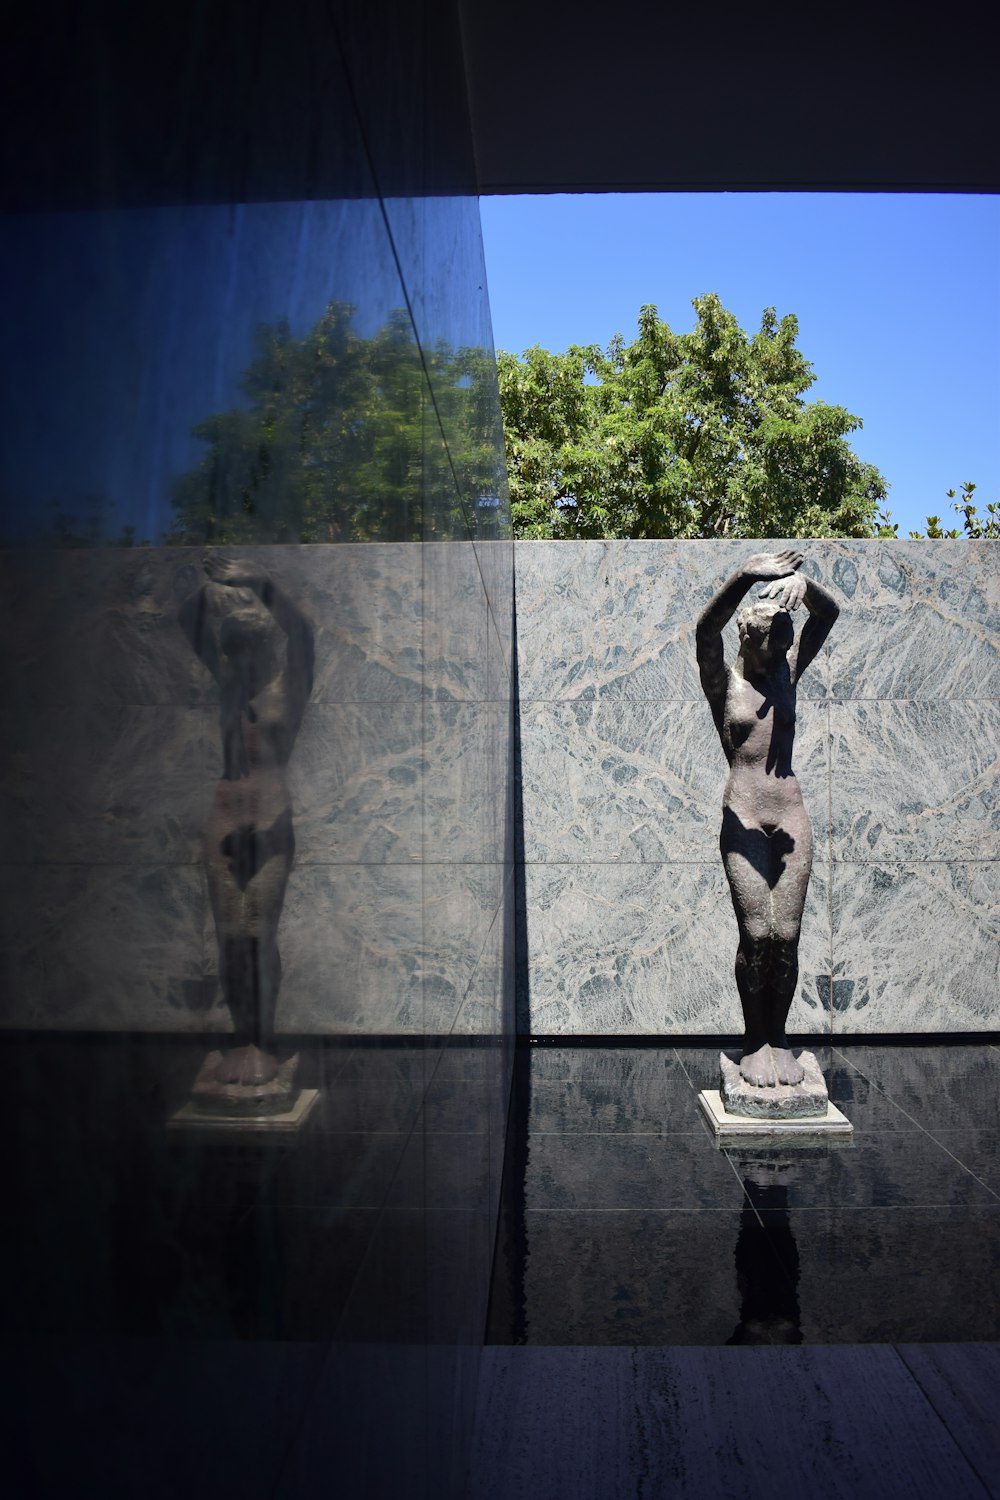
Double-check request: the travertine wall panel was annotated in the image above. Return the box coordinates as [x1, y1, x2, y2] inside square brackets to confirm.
[516, 539, 1000, 1036]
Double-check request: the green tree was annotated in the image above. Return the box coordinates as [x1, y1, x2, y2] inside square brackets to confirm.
[499, 295, 889, 540]
[169, 301, 503, 544]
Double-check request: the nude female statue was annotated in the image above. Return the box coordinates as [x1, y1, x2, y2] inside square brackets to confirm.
[696, 550, 838, 1089]
[179, 554, 314, 1094]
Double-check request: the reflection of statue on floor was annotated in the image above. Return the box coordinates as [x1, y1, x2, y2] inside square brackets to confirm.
[179, 554, 314, 1111]
[696, 551, 838, 1090]
[727, 1175, 802, 1346]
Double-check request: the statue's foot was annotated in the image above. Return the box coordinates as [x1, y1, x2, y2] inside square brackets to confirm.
[739, 1044, 779, 1088]
[212, 1044, 279, 1087]
[771, 1047, 804, 1086]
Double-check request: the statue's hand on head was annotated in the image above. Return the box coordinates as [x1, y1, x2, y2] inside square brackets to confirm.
[204, 552, 261, 589]
[741, 549, 804, 582]
[760, 572, 807, 612]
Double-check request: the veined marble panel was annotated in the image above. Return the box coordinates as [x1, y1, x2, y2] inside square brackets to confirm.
[519, 700, 829, 865]
[829, 861, 1000, 1031]
[1, 705, 213, 868]
[0, 545, 432, 709]
[422, 863, 505, 1035]
[278, 864, 424, 1033]
[0, 550, 216, 710]
[289, 702, 423, 864]
[276, 545, 424, 704]
[521, 861, 831, 1036]
[278, 862, 503, 1035]
[830, 701, 1000, 862]
[486, 598, 512, 703]
[423, 541, 489, 701]
[476, 539, 515, 677]
[422, 703, 506, 865]
[823, 541, 1000, 700]
[0, 862, 216, 1031]
[514, 541, 831, 703]
[452, 891, 506, 1037]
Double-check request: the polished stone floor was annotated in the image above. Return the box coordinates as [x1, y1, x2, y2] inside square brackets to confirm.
[487, 1042, 1000, 1346]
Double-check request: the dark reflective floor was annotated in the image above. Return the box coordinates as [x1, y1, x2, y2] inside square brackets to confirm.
[487, 1042, 1000, 1346]
[3, 1035, 497, 1346]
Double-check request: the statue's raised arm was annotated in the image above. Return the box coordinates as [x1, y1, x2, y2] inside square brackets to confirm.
[695, 549, 804, 741]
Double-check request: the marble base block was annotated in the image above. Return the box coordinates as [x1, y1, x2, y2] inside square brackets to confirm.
[169, 1088, 320, 1134]
[190, 1050, 300, 1116]
[698, 1088, 853, 1142]
[719, 1049, 828, 1119]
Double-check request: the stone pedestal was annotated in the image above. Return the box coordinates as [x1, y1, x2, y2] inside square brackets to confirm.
[698, 1049, 853, 1142]
[189, 1050, 300, 1116]
[721, 1049, 828, 1119]
[169, 1086, 320, 1135]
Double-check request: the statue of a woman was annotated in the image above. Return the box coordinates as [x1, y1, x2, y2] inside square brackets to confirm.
[179, 554, 314, 1100]
[696, 550, 838, 1089]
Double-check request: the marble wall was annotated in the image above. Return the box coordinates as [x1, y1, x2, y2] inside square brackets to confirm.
[515, 540, 1000, 1036]
[0, 542, 512, 1042]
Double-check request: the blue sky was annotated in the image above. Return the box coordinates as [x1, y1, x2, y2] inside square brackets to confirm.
[480, 194, 1000, 537]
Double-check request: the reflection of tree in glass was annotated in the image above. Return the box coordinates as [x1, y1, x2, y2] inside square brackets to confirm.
[169, 301, 503, 545]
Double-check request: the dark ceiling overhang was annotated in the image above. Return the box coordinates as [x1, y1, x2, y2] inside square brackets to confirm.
[460, 2, 998, 195]
[2, 0, 996, 212]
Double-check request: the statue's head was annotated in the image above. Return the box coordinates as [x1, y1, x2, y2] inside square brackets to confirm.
[736, 597, 794, 658]
[219, 605, 282, 685]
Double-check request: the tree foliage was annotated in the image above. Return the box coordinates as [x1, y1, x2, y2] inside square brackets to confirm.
[169, 301, 503, 544]
[498, 295, 890, 540]
[878, 481, 1000, 540]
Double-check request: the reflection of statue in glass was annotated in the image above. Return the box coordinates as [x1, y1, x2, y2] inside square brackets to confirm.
[180, 555, 314, 1105]
[696, 550, 838, 1089]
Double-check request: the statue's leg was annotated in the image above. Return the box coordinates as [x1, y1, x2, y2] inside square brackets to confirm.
[721, 811, 778, 1086]
[765, 811, 814, 1085]
[205, 809, 292, 1087]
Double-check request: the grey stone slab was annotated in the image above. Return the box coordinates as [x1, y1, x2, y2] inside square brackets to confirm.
[522, 860, 832, 1035]
[514, 539, 831, 703]
[527, 1069, 699, 1134]
[528, 1043, 689, 1086]
[477, 538, 515, 673]
[0, 862, 216, 1031]
[834, 1044, 1000, 1132]
[917, 1131, 1000, 1195]
[288, 701, 423, 864]
[897, 1344, 1000, 1493]
[278, 861, 502, 1035]
[470, 1346, 985, 1499]
[520, 698, 829, 864]
[523, 1131, 746, 1211]
[423, 540, 489, 701]
[830, 700, 1000, 862]
[765, 1206, 1000, 1344]
[6, 1338, 326, 1500]
[2, 704, 214, 868]
[736, 1131, 999, 1209]
[486, 593, 512, 702]
[824, 540, 1000, 699]
[278, 863, 425, 1033]
[829, 861, 1000, 1031]
[451, 894, 506, 1035]
[422, 702, 505, 864]
[501, 1210, 760, 1346]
